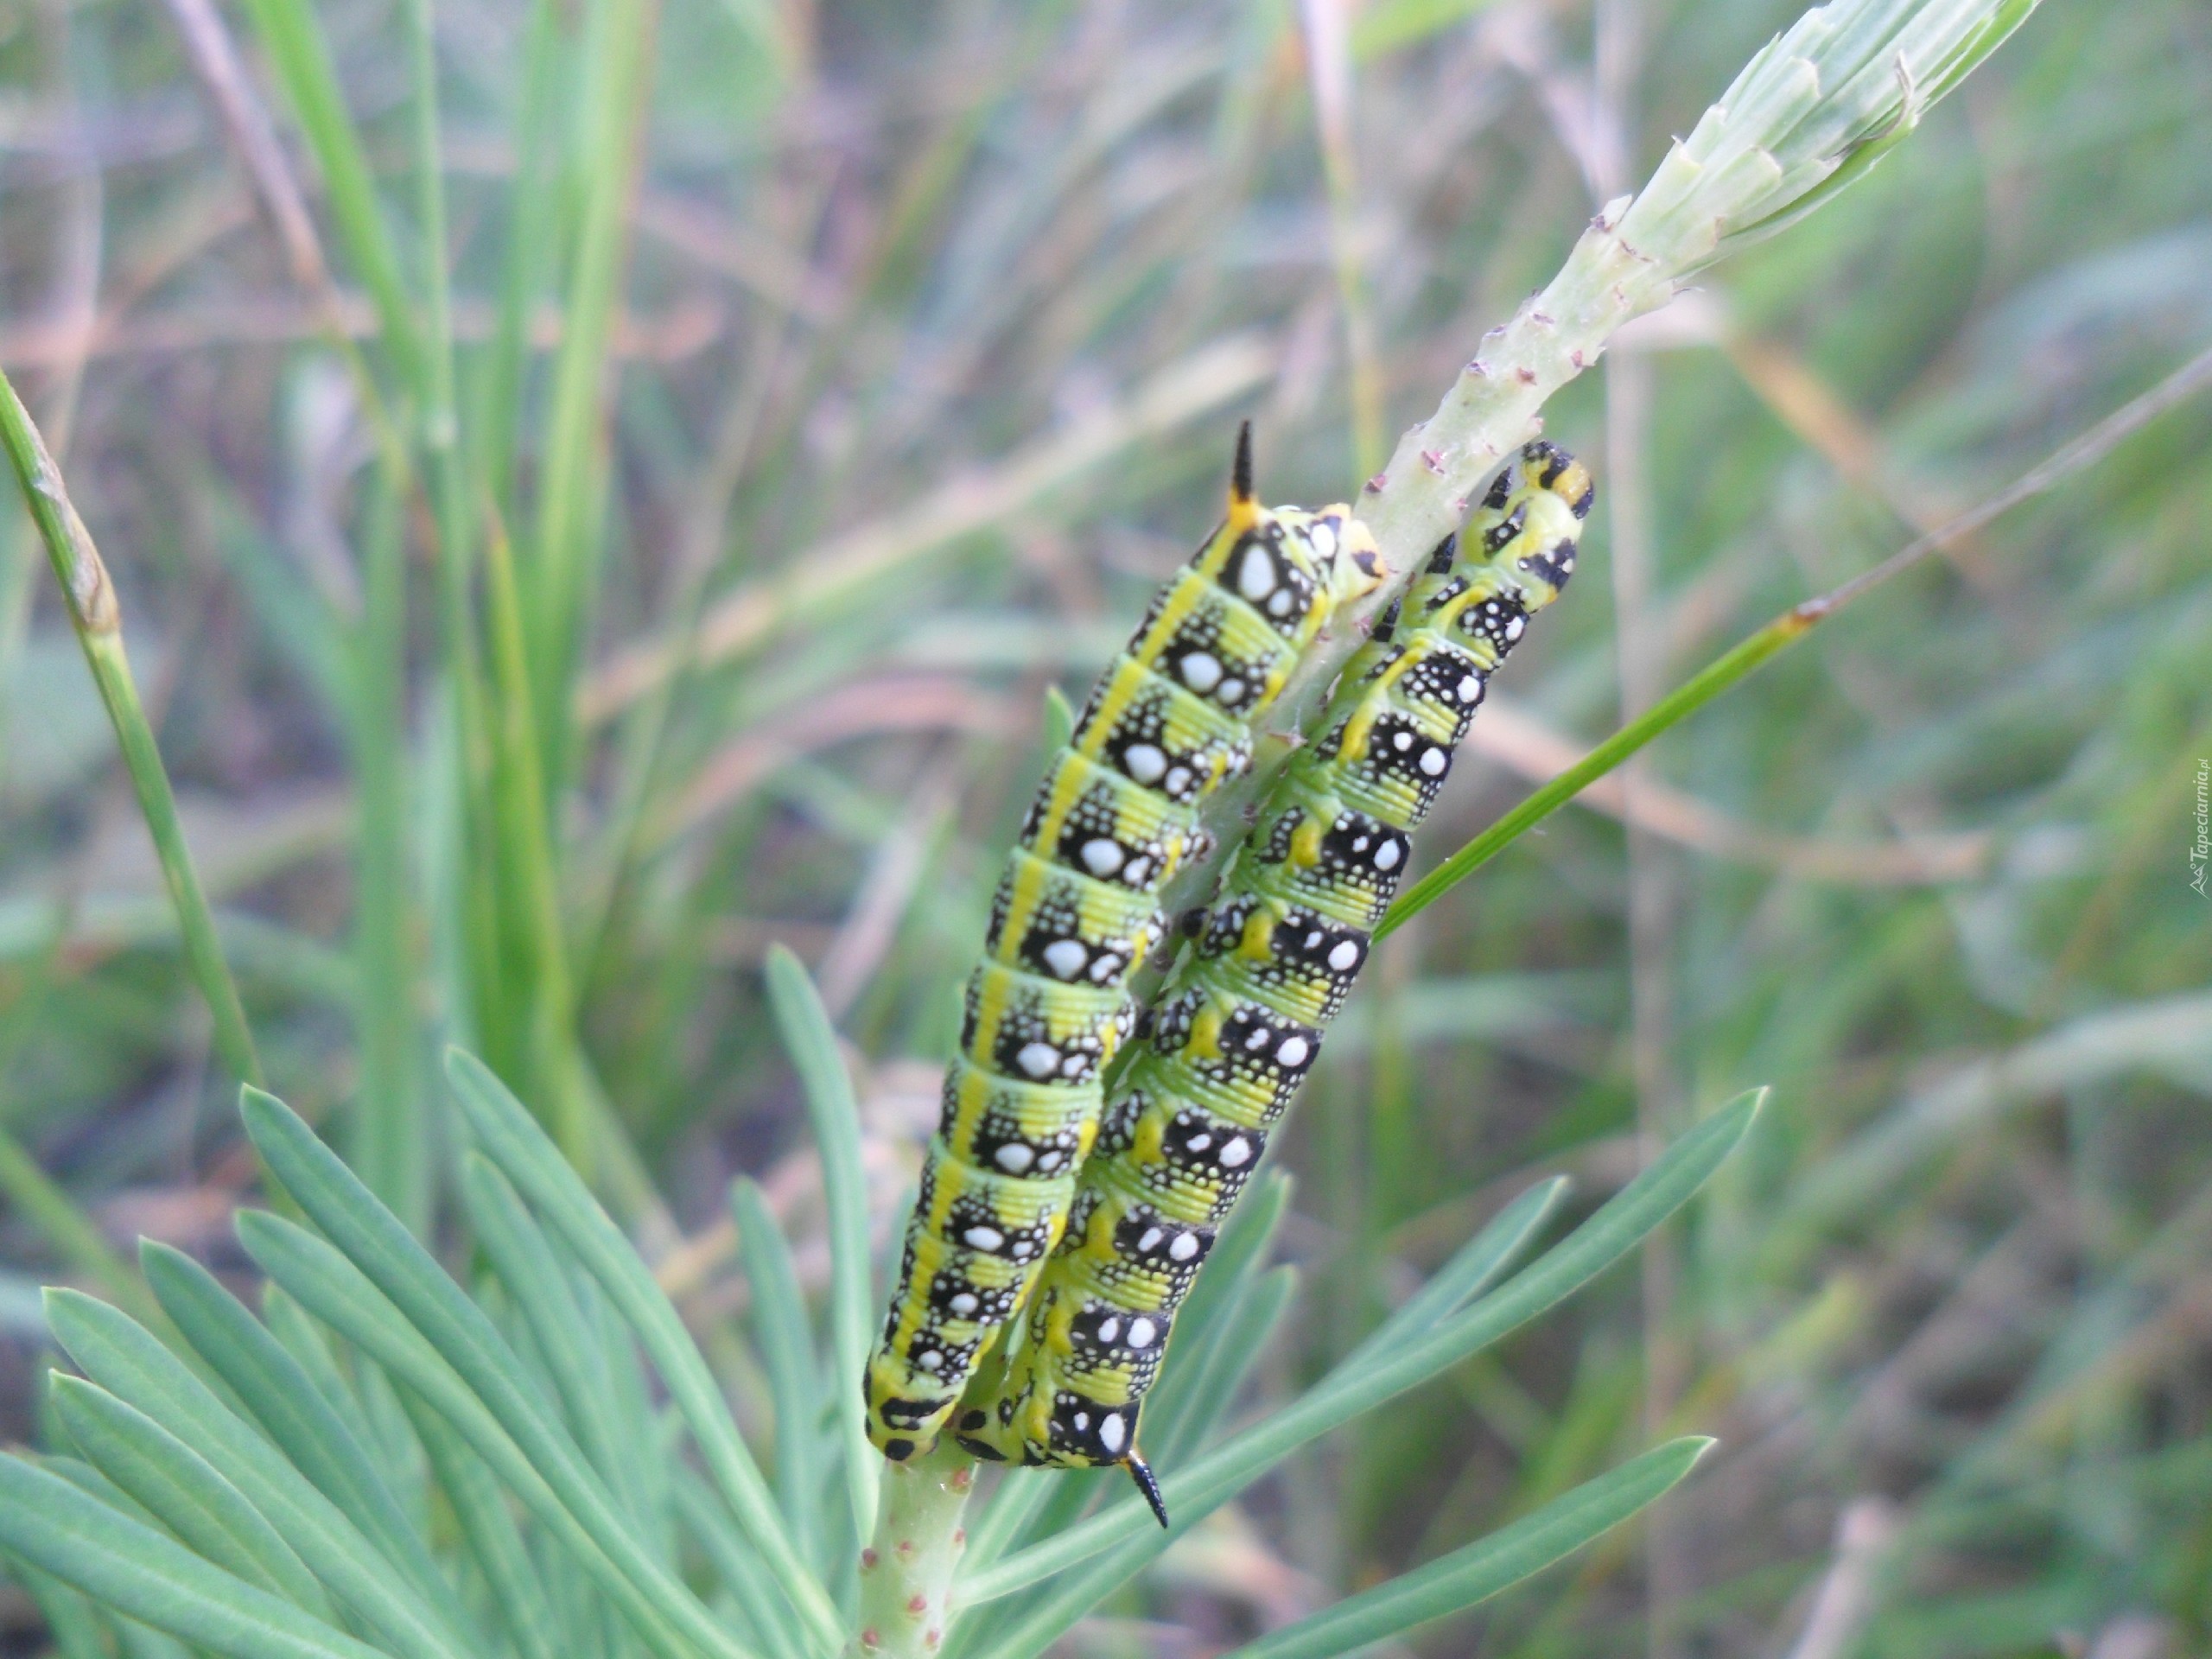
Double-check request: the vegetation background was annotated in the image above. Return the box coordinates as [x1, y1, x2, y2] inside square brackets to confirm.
[0, 0, 2208, 1652]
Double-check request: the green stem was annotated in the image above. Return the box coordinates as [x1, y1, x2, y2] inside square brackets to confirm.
[1378, 610, 1818, 937]
[1378, 334, 2212, 937]
[850, 1441, 975, 1658]
[0, 369, 264, 1090]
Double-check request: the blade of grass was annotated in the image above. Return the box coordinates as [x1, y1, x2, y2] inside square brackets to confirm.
[0, 1455, 389, 1659]
[442, 1048, 842, 1653]
[482, 506, 588, 1166]
[763, 944, 879, 1538]
[0, 368, 261, 1088]
[1377, 342, 2212, 938]
[0, 1122, 150, 1319]
[529, 0, 658, 792]
[734, 1175, 827, 1571]
[1225, 1438, 1713, 1658]
[957, 1090, 1762, 1606]
[227, 0, 420, 383]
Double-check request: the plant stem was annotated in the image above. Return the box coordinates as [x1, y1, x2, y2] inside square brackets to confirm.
[850, 1441, 975, 1658]
[1157, 0, 2042, 925]
[0, 368, 264, 1090]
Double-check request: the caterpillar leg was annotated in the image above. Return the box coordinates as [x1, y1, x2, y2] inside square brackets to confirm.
[1127, 1450, 1170, 1530]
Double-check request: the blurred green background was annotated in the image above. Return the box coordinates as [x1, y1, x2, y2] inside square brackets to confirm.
[1, 0, 2208, 1652]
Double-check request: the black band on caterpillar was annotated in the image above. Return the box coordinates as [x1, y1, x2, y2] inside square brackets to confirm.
[953, 442, 1595, 1499]
[862, 425, 1385, 1461]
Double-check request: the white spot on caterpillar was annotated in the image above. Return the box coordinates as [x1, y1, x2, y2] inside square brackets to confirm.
[918, 1349, 944, 1371]
[1088, 953, 1122, 982]
[1220, 1136, 1253, 1168]
[1266, 588, 1294, 617]
[948, 1293, 978, 1317]
[1237, 545, 1276, 601]
[994, 1143, 1037, 1174]
[1127, 1318, 1158, 1348]
[1098, 1412, 1128, 1453]
[1016, 1042, 1060, 1078]
[1168, 1232, 1201, 1262]
[1217, 677, 1246, 705]
[1375, 840, 1403, 871]
[1036, 1148, 1065, 1172]
[1124, 743, 1167, 784]
[1243, 1027, 1270, 1052]
[1179, 652, 1222, 693]
[1308, 522, 1338, 561]
[1418, 747, 1447, 777]
[963, 1224, 1006, 1251]
[1506, 615, 1525, 640]
[1123, 855, 1154, 885]
[1042, 939, 1089, 979]
[1327, 939, 1360, 971]
[1275, 1035, 1310, 1067]
[1097, 1317, 1121, 1344]
[1458, 675, 1484, 702]
[1163, 766, 1193, 797]
[1392, 731, 1414, 751]
[1136, 1226, 1165, 1253]
[1082, 839, 1125, 878]
[1186, 1133, 1212, 1153]
[1073, 1412, 1090, 1432]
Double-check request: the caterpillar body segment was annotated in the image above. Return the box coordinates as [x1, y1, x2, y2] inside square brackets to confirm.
[863, 426, 1385, 1461]
[954, 442, 1595, 1503]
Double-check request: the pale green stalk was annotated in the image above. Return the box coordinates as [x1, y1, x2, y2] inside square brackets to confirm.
[0, 368, 263, 1090]
[1160, 0, 2040, 921]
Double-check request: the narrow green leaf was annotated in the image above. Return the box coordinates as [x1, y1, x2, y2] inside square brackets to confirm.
[0, 368, 262, 1089]
[227, 0, 420, 382]
[733, 1176, 826, 1570]
[140, 1241, 462, 1632]
[957, 1090, 1763, 1605]
[386, 1380, 563, 1659]
[1344, 1175, 1569, 1368]
[461, 1151, 656, 1535]
[1376, 621, 1814, 938]
[2, 1548, 115, 1659]
[42, 1288, 469, 1659]
[763, 944, 879, 1538]
[0, 1454, 388, 1659]
[1227, 1439, 1713, 1657]
[231, 1205, 748, 1659]
[49, 1375, 331, 1618]
[1147, 1266, 1296, 1468]
[1038, 683, 1074, 751]
[443, 1046, 841, 1653]
[673, 1471, 813, 1659]
[0, 1120, 149, 1318]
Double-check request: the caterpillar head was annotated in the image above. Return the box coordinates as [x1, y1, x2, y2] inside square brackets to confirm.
[1202, 423, 1386, 632]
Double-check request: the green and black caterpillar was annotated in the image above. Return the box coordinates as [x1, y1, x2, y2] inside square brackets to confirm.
[952, 442, 1595, 1521]
[862, 427, 1385, 1461]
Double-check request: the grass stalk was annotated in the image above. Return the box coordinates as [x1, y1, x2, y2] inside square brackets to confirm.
[0, 368, 263, 1090]
[1376, 338, 2212, 936]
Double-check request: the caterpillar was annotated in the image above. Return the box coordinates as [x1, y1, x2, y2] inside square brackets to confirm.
[951, 442, 1595, 1522]
[862, 425, 1386, 1463]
